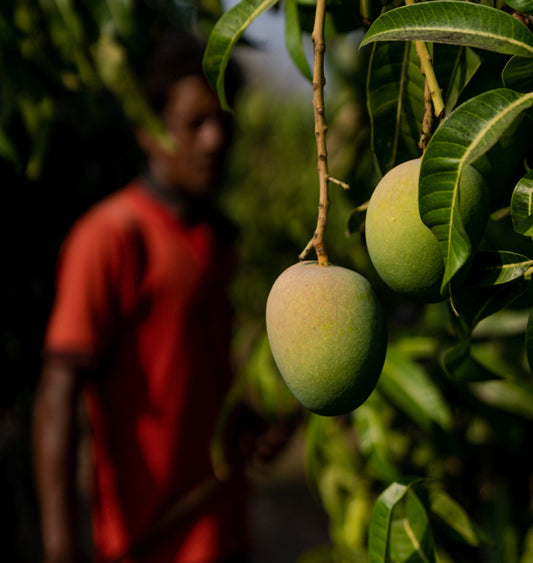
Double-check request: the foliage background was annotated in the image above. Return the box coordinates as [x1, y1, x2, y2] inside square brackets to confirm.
[3, 0, 533, 562]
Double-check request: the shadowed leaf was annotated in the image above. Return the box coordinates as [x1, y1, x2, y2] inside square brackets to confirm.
[366, 41, 425, 176]
[284, 0, 312, 81]
[511, 170, 533, 236]
[503, 56, 533, 92]
[467, 251, 532, 286]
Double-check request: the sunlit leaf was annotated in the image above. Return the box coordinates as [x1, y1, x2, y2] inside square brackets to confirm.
[366, 41, 424, 176]
[203, 0, 279, 110]
[425, 487, 491, 547]
[419, 89, 533, 291]
[342, 487, 373, 551]
[503, 56, 533, 92]
[368, 479, 422, 563]
[389, 490, 436, 563]
[353, 395, 399, 483]
[360, 1, 533, 57]
[466, 251, 532, 286]
[511, 169, 533, 236]
[284, 0, 312, 81]
[378, 346, 453, 431]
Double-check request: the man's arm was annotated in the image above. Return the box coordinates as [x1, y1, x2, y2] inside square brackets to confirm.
[32, 360, 85, 563]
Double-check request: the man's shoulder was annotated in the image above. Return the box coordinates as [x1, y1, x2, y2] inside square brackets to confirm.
[71, 182, 146, 236]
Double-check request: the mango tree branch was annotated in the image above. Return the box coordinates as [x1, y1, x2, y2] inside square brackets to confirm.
[405, 0, 445, 119]
[299, 0, 330, 265]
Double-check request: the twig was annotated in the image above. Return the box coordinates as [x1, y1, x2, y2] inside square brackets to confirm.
[418, 79, 434, 151]
[300, 0, 330, 265]
[329, 176, 351, 190]
[405, 0, 445, 119]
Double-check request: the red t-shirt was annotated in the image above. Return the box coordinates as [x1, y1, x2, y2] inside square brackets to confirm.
[43, 181, 248, 562]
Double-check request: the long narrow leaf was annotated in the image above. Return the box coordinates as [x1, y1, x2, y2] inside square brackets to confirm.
[527, 307, 533, 373]
[203, 0, 279, 110]
[503, 56, 533, 92]
[504, 0, 533, 15]
[389, 490, 436, 563]
[471, 378, 533, 419]
[368, 479, 421, 563]
[419, 89, 533, 290]
[467, 251, 532, 286]
[367, 41, 425, 175]
[451, 277, 530, 331]
[434, 45, 482, 116]
[511, 169, 533, 236]
[444, 339, 503, 382]
[359, 1, 533, 57]
[426, 487, 491, 547]
[284, 0, 312, 81]
[378, 347, 453, 430]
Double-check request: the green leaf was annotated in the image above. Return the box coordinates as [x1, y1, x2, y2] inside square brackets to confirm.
[451, 277, 530, 332]
[503, 56, 533, 92]
[366, 41, 425, 175]
[443, 339, 502, 382]
[91, 35, 167, 143]
[353, 395, 400, 483]
[203, 0, 279, 111]
[378, 346, 453, 431]
[504, 0, 533, 15]
[466, 251, 532, 286]
[425, 487, 491, 547]
[389, 490, 436, 563]
[0, 127, 19, 167]
[526, 308, 533, 373]
[245, 332, 299, 420]
[17, 95, 54, 179]
[284, 0, 312, 81]
[434, 45, 482, 116]
[359, 1, 533, 57]
[470, 377, 533, 419]
[368, 479, 421, 563]
[511, 169, 533, 236]
[419, 88, 533, 290]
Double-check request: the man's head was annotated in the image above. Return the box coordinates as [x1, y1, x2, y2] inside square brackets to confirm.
[137, 33, 242, 198]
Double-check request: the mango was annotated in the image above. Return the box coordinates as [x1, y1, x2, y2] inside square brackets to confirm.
[266, 261, 387, 416]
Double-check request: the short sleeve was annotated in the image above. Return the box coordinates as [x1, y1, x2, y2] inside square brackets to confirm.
[44, 206, 133, 364]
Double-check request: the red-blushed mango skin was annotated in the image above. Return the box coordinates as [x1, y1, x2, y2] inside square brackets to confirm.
[365, 158, 488, 302]
[265, 261, 387, 416]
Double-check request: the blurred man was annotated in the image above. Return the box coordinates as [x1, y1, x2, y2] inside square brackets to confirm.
[32, 32, 266, 563]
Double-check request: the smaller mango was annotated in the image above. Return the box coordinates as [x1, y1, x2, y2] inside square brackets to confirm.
[365, 158, 488, 302]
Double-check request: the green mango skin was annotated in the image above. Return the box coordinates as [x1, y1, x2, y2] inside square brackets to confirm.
[365, 158, 489, 302]
[266, 261, 387, 416]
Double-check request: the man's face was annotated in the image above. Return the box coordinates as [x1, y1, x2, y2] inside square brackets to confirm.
[142, 75, 233, 197]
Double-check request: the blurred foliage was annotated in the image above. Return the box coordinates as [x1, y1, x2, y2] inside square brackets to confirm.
[3, 0, 533, 562]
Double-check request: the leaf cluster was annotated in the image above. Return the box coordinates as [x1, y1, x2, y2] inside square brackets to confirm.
[204, 0, 533, 561]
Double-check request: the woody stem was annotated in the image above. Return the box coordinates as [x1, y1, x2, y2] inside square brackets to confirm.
[299, 0, 330, 265]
